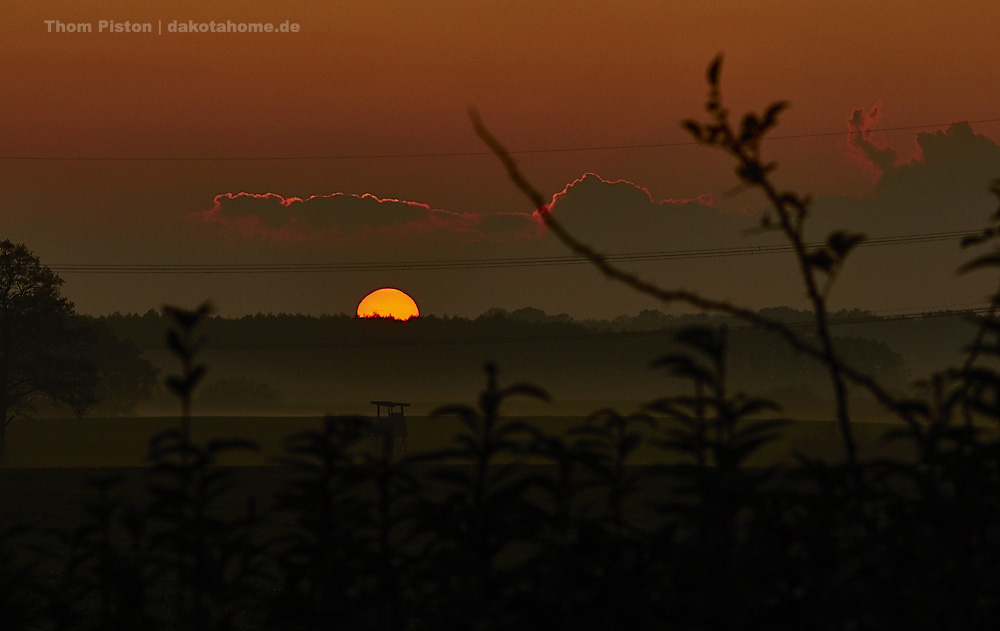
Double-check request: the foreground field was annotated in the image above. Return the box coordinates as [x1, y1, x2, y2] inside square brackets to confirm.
[1, 414, 931, 469]
[0, 413, 935, 534]
[2, 411, 999, 630]
[0, 413, 929, 534]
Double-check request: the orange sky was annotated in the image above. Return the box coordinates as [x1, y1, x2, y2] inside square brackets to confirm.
[3, 0, 1000, 317]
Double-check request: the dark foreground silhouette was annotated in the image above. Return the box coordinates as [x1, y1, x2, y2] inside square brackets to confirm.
[5, 58, 1000, 629]
[3, 349, 1000, 630]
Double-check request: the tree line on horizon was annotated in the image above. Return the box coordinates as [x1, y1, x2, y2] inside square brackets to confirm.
[0, 275, 941, 431]
[0, 236, 984, 447]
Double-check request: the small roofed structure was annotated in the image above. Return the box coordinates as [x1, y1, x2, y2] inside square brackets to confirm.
[369, 400, 409, 457]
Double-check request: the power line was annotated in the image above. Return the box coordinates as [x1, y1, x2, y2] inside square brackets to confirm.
[49, 229, 982, 275]
[4, 118, 1000, 162]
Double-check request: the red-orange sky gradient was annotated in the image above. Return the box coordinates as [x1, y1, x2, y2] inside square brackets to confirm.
[3, 0, 1000, 318]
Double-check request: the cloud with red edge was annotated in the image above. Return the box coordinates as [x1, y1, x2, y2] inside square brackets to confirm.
[533, 172, 739, 253]
[846, 101, 902, 180]
[191, 191, 541, 243]
[190, 173, 723, 254]
[547, 173, 714, 212]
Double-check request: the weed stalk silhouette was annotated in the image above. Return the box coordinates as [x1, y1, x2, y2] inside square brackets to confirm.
[155, 302, 262, 630]
[162, 302, 212, 449]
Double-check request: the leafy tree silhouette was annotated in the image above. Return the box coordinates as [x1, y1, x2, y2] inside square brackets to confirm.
[81, 318, 160, 417]
[0, 240, 98, 465]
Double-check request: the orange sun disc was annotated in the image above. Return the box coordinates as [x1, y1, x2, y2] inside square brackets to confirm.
[356, 288, 420, 321]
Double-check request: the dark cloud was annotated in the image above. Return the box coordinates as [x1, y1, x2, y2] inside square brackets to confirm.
[192, 174, 729, 255]
[818, 121, 1000, 236]
[192, 191, 478, 242]
[471, 212, 544, 242]
[805, 121, 1000, 312]
[191, 189, 555, 248]
[546, 173, 748, 252]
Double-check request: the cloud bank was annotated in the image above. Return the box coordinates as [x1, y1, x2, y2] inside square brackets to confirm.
[192, 174, 723, 252]
[189, 173, 728, 254]
[192, 192, 481, 242]
[180, 122, 1000, 316]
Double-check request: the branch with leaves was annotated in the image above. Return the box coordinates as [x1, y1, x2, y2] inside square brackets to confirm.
[680, 55, 865, 468]
[471, 58, 925, 468]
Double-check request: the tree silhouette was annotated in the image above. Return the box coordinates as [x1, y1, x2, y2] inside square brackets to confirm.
[80, 318, 160, 417]
[0, 240, 98, 465]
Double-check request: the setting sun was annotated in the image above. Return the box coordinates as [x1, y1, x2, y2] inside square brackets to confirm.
[356, 288, 420, 321]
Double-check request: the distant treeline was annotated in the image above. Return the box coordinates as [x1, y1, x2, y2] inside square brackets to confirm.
[84, 307, 981, 418]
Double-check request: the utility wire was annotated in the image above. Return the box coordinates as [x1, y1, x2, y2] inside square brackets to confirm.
[4, 118, 1000, 162]
[49, 228, 983, 274]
